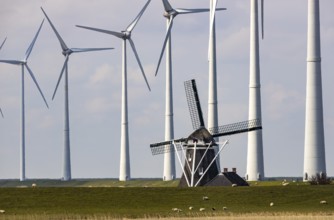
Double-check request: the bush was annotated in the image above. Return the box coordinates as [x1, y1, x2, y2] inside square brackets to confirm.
[309, 173, 331, 185]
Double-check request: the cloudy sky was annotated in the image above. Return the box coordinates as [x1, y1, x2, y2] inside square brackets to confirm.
[0, 0, 333, 180]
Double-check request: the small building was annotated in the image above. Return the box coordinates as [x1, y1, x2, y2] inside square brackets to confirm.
[205, 168, 249, 187]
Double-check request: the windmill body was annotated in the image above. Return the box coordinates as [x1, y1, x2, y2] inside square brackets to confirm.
[0, 21, 49, 181]
[76, 0, 151, 181]
[150, 79, 262, 187]
[245, 0, 265, 181]
[157, 0, 225, 181]
[303, 0, 326, 181]
[41, 7, 113, 181]
[178, 128, 220, 187]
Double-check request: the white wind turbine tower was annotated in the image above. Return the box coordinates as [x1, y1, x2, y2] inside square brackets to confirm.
[208, 0, 226, 171]
[0, 37, 6, 118]
[41, 7, 114, 181]
[0, 20, 49, 181]
[246, 0, 265, 181]
[77, 0, 151, 181]
[303, 0, 326, 181]
[156, 0, 225, 181]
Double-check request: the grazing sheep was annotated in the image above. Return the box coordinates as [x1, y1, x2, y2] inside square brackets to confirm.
[282, 182, 289, 186]
[270, 202, 274, 207]
[232, 184, 238, 187]
[223, 207, 228, 211]
[199, 208, 205, 212]
[172, 208, 182, 212]
[32, 183, 37, 188]
[189, 206, 193, 210]
[202, 196, 209, 200]
[320, 200, 328, 205]
[0, 210, 5, 214]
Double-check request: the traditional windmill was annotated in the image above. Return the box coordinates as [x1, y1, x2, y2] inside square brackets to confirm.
[150, 79, 262, 187]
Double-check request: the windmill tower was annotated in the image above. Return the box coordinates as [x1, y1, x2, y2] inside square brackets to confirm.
[246, 0, 265, 181]
[303, 0, 326, 181]
[150, 79, 262, 187]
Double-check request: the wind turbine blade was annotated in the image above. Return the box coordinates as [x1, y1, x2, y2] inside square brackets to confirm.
[76, 25, 124, 39]
[70, 47, 114, 53]
[52, 55, 69, 100]
[126, 0, 151, 32]
[261, 0, 264, 39]
[128, 38, 151, 91]
[25, 19, 44, 61]
[210, 0, 218, 34]
[176, 8, 210, 14]
[0, 37, 6, 50]
[0, 108, 4, 118]
[41, 7, 69, 52]
[155, 16, 174, 76]
[25, 64, 49, 108]
[0, 60, 23, 65]
[208, 0, 218, 60]
[162, 0, 173, 12]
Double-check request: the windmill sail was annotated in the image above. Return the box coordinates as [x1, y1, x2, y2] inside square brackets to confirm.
[184, 79, 205, 130]
[210, 119, 262, 138]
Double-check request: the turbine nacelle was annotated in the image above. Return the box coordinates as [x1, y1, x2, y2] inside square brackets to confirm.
[121, 31, 132, 39]
[62, 49, 73, 56]
[163, 10, 178, 19]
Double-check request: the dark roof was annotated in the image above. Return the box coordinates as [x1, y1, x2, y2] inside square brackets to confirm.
[186, 127, 217, 146]
[204, 172, 249, 187]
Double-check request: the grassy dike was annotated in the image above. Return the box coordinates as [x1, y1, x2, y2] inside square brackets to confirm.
[0, 180, 333, 219]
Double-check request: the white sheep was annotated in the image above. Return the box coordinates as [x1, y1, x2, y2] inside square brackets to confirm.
[32, 183, 37, 188]
[199, 208, 205, 211]
[202, 196, 209, 200]
[172, 208, 182, 212]
[0, 210, 5, 214]
[270, 202, 274, 207]
[320, 200, 328, 205]
[232, 184, 238, 187]
[189, 206, 193, 210]
[223, 207, 228, 211]
[282, 182, 289, 186]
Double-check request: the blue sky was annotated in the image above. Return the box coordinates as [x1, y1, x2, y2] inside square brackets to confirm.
[0, 0, 334, 179]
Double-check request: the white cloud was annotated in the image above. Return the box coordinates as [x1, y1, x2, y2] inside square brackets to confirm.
[89, 63, 114, 85]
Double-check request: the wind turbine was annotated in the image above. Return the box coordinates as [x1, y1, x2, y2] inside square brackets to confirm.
[76, 0, 151, 181]
[303, 0, 326, 181]
[0, 37, 6, 118]
[41, 7, 114, 181]
[0, 20, 49, 181]
[245, 0, 265, 181]
[155, 0, 225, 181]
[207, 0, 227, 171]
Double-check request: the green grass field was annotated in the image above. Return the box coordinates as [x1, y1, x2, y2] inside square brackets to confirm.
[0, 179, 333, 219]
